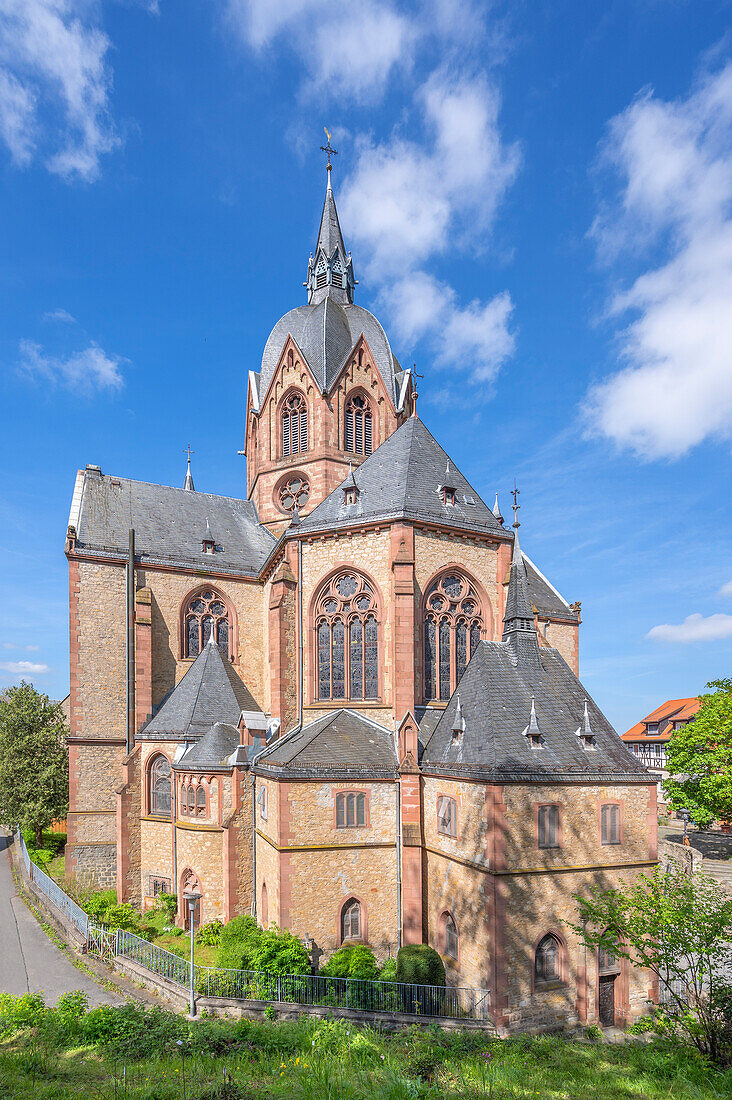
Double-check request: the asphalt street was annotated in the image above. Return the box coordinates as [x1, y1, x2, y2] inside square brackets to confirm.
[0, 830, 123, 1007]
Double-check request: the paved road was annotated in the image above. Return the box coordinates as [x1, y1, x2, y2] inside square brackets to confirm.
[660, 826, 732, 893]
[0, 831, 123, 1007]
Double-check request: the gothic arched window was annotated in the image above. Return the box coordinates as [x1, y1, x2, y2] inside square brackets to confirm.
[315, 572, 379, 701]
[598, 932, 620, 974]
[423, 572, 484, 701]
[184, 589, 232, 659]
[535, 933, 562, 985]
[442, 912, 459, 960]
[345, 394, 373, 456]
[149, 755, 171, 817]
[282, 391, 308, 457]
[341, 898, 361, 941]
[196, 785, 206, 816]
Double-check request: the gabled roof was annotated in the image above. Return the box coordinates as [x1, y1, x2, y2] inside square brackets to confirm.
[71, 467, 275, 577]
[176, 722, 240, 771]
[297, 416, 507, 537]
[254, 709, 397, 779]
[138, 640, 258, 741]
[622, 697, 700, 741]
[422, 642, 648, 782]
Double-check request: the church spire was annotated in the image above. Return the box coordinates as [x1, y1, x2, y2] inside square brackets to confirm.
[502, 529, 541, 667]
[305, 135, 355, 306]
[183, 444, 195, 491]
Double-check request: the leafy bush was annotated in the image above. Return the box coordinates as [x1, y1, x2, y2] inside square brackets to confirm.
[396, 945, 445, 988]
[321, 944, 379, 980]
[248, 925, 311, 976]
[0, 993, 47, 1032]
[104, 903, 139, 931]
[85, 888, 117, 921]
[216, 915, 263, 970]
[379, 958, 397, 982]
[155, 891, 178, 923]
[82, 1003, 184, 1059]
[31, 847, 54, 866]
[197, 919, 224, 946]
[54, 991, 88, 1037]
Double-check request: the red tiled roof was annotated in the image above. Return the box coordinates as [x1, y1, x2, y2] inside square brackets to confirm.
[622, 697, 700, 742]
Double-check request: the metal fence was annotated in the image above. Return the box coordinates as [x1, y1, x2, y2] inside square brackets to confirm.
[14, 830, 89, 938]
[108, 927, 492, 1022]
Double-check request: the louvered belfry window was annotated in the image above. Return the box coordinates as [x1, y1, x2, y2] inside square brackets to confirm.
[316, 572, 379, 701]
[424, 572, 484, 701]
[345, 394, 373, 456]
[282, 392, 308, 457]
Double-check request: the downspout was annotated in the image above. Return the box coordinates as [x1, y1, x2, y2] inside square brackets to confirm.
[251, 772, 257, 920]
[396, 772, 402, 952]
[172, 771, 178, 902]
[297, 538, 304, 731]
[126, 528, 135, 756]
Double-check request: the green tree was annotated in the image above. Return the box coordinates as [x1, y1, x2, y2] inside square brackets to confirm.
[0, 682, 69, 846]
[664, 679, 732, 829]
[571, 863, 732, 1064]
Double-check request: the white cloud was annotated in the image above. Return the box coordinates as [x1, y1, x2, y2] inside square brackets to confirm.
[647, 613, 732, 644]
[225, 0, 414, 101]
[19, 338, 125, 392]
[341, 70, 519, 383]
[720, 580, 732, 597]
[586, 63, 732, 459]
[0, 0, 119, 181]
[2, 643, 42, 651]
[43, 307, 76, 323]
[0, 660, 50, 675]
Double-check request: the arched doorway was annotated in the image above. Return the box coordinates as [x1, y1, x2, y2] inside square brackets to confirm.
[598, 933, 620, 1026]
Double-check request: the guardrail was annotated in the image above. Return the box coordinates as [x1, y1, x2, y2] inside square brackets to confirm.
[14, 830, 89, 938]
[110, 927, 492, 1022]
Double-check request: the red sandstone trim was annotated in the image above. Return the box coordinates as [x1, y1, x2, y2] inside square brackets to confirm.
[530, 927, 569, 994]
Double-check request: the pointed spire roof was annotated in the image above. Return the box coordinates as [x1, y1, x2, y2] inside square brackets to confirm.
[184, 458, 195, 492]
[306, 171, 355, 307]
[492, 494, 503, 525]
[502, 530, 541, 667]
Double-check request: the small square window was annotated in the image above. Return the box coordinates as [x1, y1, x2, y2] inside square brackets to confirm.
[149, 875, 171, 897]
[443, 487, 456, 506]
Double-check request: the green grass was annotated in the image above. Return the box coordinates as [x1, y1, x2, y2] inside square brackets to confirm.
[0, 1000, 730, 1100]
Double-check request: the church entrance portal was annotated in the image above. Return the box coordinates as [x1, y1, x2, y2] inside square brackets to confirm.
[598, 975, 616, 1026]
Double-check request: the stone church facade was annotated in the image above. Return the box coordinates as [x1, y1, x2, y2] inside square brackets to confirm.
[65, 168, 657, 1033]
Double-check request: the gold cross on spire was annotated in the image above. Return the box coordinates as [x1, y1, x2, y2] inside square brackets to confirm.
[320, 127, 338, 172]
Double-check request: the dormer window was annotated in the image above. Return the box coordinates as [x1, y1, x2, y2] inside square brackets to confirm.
[344, 486, 358, 506]
[202, 518, 216, 554]
[443, 487, 456, 506]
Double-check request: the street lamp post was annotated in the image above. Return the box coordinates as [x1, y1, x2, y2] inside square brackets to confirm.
[678, 807, 691, 846]
[182, 891, 202, 1017]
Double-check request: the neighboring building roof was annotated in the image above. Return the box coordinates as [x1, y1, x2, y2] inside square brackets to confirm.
[138, 639, 258, 741]
[255, 299, 401, 406]
[297, 415, 507, 538]
[254, 709, 397, 779]
[622, 697, 700, 743]
[421, 642, 648, 782]
[71, 467, 275, 577]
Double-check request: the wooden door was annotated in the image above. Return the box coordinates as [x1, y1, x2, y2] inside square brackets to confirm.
[599, 975, 615, 1026]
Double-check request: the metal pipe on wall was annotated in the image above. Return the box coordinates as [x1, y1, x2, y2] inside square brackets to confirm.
[396, 777, 402, 952]
[126, 528, 135, 756]
[251, 774, 257, 920]
[297, 538, 303, 731]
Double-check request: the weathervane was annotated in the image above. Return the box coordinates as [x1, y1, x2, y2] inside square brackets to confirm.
[411, 361, 424, 417]
[320, 127, 338, 172]
[511, 479, 521, 529]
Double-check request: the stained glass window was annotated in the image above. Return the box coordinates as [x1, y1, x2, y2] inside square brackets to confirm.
[345, 394, 373, 456]
[423, 572, 484, 701]
[196, 786, 206, 816]
[443, 913, 458, 960]
[535, 934, 561, 984]
[341, 898, 361, 940]
[184, 589, 232, 659]
[315, 572, 379, 701]
[150, 756, 171, 816]
[278, 475, 310, 514]
[282, 392, 308, 457]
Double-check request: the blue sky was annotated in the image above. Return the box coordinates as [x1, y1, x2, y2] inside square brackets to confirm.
[1, 0, 731, 733]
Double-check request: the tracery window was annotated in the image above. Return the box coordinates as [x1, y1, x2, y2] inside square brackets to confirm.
[341, 898, 361, 941]
[278, 474, 310, 514]
[423, 572, 484, 701]
[442, 913, 458, 960]
[345, 394, 373, 456]
[282, 391, 308, 457]
[534, 933, 562, 985]
[184, 589, 231, 659]
[315, 572, 379, 701]
[149, 755, 171, 817]
[336, 791, 366, 828]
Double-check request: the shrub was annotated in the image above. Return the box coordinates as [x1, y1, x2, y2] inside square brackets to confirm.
[196, 919, 224, 946]
[320, 945, 356, 979]
[379, 957, 397, 982]
[85, 889, 117, 922]
[31, 848, 54, 867]
[54, 991, 88, 1037]
[396, 945, 446, 988]
[321, 944, 379, 981]
[104, 903, 139, 931]
[248, 925, 311, 976]
[0, 993, 47, 1033]
[155, 891, 178, 923]
[216, 915, 263, 971]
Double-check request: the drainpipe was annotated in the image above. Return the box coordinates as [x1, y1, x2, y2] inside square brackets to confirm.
[172, 772, 178, 904]
[396, 776, 402, 952]
[126, 529, 135, 756]
[251, 773, 257, 921]
[297, 538, 304, 730]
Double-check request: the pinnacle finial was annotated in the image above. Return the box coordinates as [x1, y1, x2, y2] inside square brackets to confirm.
[511, 479, 520, 529]
[320, 127, 338, 179]
[492, 493, 504, 525]
[183, 444, 195, 491]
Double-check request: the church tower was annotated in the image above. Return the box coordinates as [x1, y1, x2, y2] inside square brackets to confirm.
[243, 161, 414, 533]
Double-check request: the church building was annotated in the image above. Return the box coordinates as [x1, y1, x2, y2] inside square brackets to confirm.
[64, 162, 657, 1033]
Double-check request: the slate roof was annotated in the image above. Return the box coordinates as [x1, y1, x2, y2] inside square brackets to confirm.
[138, 640, 258, 741]
[297, 416, 508, 538]
[523, 556, 578, 622]
[254, 710, 398, 779]
[176, 722, 241, 771]
[71, 468, 275, 577]
[421, 641, 649, 782]
[255, 300, 401, 406]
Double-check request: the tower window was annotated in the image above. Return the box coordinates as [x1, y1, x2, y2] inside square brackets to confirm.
[345, 395, 373, 456]
[277, 474, 310, 514]
[282, 392, 308, 457]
